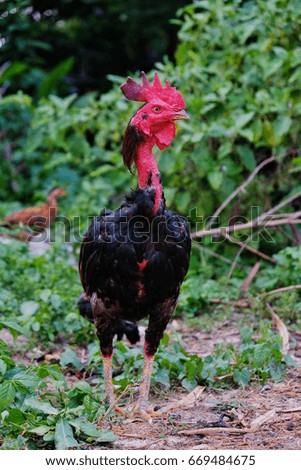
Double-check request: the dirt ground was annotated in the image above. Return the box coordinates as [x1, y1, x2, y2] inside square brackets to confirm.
[108, 369, 301, 450]
[106, 318, 301, 450]
[2, 316, 301, 450]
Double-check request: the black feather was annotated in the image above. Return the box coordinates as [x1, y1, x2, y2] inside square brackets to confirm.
[79, 186, 191, 356]
[77, 294, 140, 345]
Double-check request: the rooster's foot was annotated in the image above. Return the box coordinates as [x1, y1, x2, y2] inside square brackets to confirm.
[128, 405, 162, 423]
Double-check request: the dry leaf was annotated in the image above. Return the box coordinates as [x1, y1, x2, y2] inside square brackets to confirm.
[160, 386, 205, 413]
[249, 409, 276, 431]
[266, 303, 290, 354]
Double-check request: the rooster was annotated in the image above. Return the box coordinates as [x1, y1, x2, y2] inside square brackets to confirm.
[79, 73, 191, 420]
[1, 187, 66, 241]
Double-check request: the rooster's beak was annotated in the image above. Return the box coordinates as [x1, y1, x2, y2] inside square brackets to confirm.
[173, 110, 190, 120]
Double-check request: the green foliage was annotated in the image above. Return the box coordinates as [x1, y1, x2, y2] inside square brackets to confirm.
[95, 323, 288, 393]
[0, 339, 115, 449]
[1, 0, 301, 231]
[254, 246, 301, 290]
[0, 241, 91, 343]
[158, 0, 301, 215]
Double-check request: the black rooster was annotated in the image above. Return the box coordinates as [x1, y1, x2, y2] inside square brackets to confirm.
[79, 73, 191, 420]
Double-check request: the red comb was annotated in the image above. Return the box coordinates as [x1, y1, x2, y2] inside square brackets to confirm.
[121, 72, 185, 110]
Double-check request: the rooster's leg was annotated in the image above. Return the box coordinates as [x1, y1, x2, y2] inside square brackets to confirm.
[102, 354, 116, 406]
[100, 353, 127, 419]
[132, 307, 175, 421]
[133, 346, 155, 414]
[132, 344, 162, 422]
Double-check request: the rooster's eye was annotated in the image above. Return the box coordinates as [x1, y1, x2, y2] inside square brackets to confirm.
[153, 106, 161, 113]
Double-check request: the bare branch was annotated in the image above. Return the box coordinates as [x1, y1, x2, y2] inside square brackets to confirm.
[203, 149, 301, 230]
[192, 217, 301, 239]
[257, 193, 301, 221]
[261, 285, 301, 297]
[241, 262, 262, 293]
[192, 241, 246, 268]
[224, 233, 277, 264]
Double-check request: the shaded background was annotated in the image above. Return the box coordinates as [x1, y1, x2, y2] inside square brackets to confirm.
[0, 0, 189, 96]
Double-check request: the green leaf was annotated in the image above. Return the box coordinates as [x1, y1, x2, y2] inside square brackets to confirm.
[39, 57, 75, 98]
[156, 368, 170, 388]
[233, 368, 250, 387]
[0, 62, 28, 85]
[23, 396, 59, 415]
[208, 171, 223, 190]
[273, 116, 292, 137]
[234, 112, 254, 130]
[268, 358, 284, 383]
[54, 419, 79, 450]
[39, 289, 52, 302]
[0, 320, 27, 341]
[0, 359, 7, 376]
[74, 381, 92, 393]
[181, 377, 198, 391]
[236, 145, 256, 171]
[71, 418, 115, 440]
[60, 348, 83, 370]
[0, 382, 16, 410]
[12, 371, 40, 390]
[29, 425, 52, 436]
[5, 408, 26, 425]
[20, 301, 39, 317]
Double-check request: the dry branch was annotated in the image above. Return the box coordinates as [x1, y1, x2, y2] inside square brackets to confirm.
[204, 155, 276, 230]
[277, 407, 301, 414]
[203, 149, 301, 231]
[192, 217, 301, 239]
[241, 262, 261, 293]
[257, 194, 301, 221]
[261, 285, 301, 297]
[192, 241, 245, 268]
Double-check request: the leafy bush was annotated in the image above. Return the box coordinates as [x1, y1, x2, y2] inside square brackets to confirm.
[158, 0, 301, 216]
[0, 241, 91, 343]
[0, 339, 115, 449]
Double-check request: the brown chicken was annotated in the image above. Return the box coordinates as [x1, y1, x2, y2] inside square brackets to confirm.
[1, 187, 66, 241]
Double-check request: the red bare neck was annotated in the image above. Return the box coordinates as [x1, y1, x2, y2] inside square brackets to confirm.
[135, 137, 162, 215]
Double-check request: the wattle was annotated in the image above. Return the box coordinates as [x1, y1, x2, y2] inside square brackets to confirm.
[154, 122, 176, 150]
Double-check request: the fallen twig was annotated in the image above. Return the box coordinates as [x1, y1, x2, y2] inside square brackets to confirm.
[178, 427, 250, 436]
[178, 409, 276, 436]
[209, 298, 251, 308]
[97, 384, 132, 423]
[276, 407, 301, 414]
